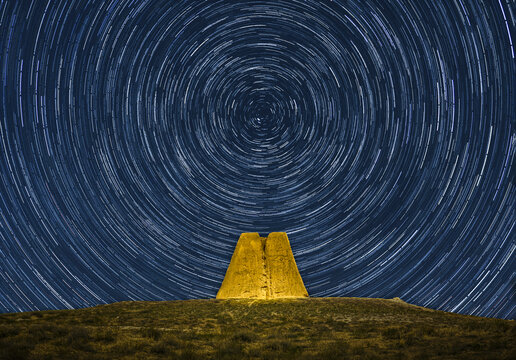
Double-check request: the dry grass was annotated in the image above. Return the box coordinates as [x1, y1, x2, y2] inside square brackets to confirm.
[0, 297, 514, 359]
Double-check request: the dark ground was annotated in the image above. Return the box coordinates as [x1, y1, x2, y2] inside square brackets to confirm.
[0, 297, 514, 359]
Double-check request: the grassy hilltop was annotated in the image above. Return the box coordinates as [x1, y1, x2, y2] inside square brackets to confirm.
[0, 297, 514, 360]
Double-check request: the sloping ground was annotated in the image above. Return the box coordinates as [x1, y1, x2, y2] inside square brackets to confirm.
[0, 297, 514, 359]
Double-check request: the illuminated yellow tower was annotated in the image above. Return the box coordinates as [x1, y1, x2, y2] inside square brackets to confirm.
[216, 232, 308, 299]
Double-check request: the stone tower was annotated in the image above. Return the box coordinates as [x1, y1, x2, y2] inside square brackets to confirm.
[216, 232, 309, 299]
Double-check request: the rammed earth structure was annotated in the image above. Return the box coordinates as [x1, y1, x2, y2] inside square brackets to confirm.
[217, 232, 309, 299]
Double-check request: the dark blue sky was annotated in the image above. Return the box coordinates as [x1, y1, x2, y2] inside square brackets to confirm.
[0, 0, 514, 319]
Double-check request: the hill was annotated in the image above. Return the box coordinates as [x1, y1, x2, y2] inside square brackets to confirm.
[0, 297, 514, 359]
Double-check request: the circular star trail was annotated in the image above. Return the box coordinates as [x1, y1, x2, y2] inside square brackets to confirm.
[0, 0, 514, 319]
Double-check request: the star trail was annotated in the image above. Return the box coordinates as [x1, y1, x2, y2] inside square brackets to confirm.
[0, 0, 514, 319]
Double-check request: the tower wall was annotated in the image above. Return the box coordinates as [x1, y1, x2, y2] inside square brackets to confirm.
[216, 232, 308, 299]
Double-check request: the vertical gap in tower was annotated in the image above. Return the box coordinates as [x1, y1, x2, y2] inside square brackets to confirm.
[261, 236, 271, 299]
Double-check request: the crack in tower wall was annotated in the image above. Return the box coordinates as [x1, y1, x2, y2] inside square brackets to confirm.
[261, 236, 271, 299]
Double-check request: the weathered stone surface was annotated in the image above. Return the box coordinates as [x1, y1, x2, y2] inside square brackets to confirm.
[216, 232, 308, 299]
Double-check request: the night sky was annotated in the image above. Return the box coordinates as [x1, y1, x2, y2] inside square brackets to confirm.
[0, 0, 514, 319]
